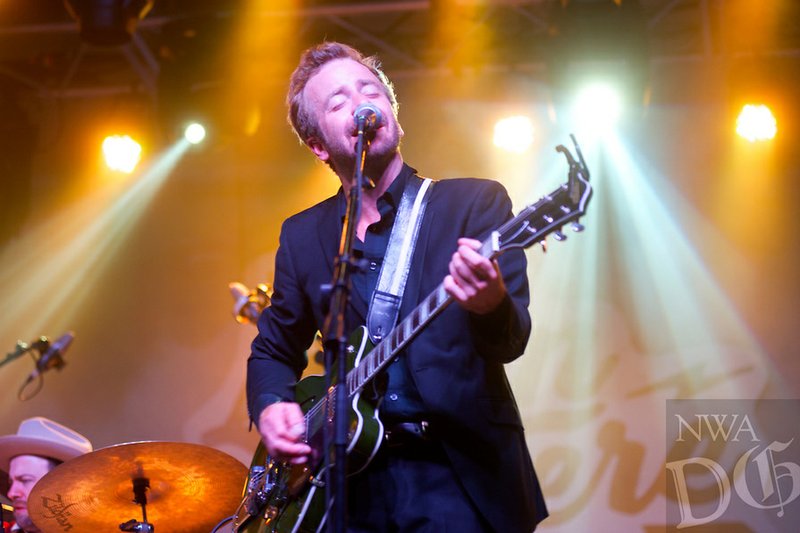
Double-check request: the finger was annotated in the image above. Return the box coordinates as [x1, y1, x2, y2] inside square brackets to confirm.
[457, 237, 482, 251]
[473, 258, 499, 282]
[444, 274, 468, 302]
[273, 440, 312, 462]
[277, 419, 305, 444]
[260, 405, 289, 436]
[450, 250, 483, 289]
[281, 404, 306, 433]
[457, 244, 497, 280]
[259, 404, 310, 458]
[453, 264, 488, 297]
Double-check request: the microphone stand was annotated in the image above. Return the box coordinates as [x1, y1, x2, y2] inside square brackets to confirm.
[322, 115, 373, 533]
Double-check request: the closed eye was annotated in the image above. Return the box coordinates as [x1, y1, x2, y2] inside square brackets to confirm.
[329, 94, 347, 112]
[360, 82, 382, 99]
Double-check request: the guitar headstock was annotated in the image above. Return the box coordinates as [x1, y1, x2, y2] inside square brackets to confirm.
[490, 135, 593, 255]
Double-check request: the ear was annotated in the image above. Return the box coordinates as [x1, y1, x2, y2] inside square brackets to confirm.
[306, 136, 329, 163]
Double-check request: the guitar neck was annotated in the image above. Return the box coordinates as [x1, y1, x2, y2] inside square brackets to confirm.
[345, 228, 505, 396]
[344, 141, 593, 397]
[346, 281, 451, 396]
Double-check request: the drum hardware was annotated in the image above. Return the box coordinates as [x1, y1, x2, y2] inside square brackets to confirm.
[118, 476, 154, 532]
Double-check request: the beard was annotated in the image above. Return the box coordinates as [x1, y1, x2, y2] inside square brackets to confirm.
[14, 509, 37, 532]
[322, 120, 402, 183]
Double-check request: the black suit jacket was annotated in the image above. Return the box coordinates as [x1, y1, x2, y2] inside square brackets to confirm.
[248, 164, 547, 532]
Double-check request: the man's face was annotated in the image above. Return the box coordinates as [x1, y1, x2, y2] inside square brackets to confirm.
[8, 455, 53, 532]
[302, 58, 403, 177]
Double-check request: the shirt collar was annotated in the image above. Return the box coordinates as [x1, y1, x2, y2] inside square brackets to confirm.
[336, 163, 417, 220]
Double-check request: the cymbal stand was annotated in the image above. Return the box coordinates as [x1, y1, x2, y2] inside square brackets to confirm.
[119, 477, 154, 533]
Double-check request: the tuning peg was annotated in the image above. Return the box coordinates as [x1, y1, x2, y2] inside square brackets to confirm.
[553, 230, 567, 241]
[539, 240, 547, 253]
[571, 221, 585, 232]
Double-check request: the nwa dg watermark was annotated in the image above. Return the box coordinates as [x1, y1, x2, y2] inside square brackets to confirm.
[666, 400, 800, 531]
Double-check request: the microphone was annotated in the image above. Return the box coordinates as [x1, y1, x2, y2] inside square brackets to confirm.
[36, 331, 73, 373]
[229, 282, 272, 325]
[353, 103, 383, 133]
[26, 331, 73, 383]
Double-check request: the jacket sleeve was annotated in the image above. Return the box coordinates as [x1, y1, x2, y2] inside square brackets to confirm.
[463, 180, 531, 363]
[246, 219, 318, 425]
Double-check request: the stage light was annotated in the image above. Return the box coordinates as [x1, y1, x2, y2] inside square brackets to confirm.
[102, 134, 142, 173]
[184, 122, 207, 145]
[493, 116, 534, 153]
[546, 0, 649, 128]
[736, 104, 777, 142]
[572, 82, 623, 134]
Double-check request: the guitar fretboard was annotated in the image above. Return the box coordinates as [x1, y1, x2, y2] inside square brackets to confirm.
[346, 283, 451, 396]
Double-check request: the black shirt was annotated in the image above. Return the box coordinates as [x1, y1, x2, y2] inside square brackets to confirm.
[335, 166, 426, 422]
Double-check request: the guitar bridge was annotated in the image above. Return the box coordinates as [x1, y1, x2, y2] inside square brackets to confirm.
[244, 466, 268, 516]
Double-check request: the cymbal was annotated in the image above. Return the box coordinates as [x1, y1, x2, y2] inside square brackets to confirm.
[28, 441, 247, 533]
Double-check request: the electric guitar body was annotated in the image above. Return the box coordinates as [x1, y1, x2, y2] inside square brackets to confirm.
[235, 328, 384, 533]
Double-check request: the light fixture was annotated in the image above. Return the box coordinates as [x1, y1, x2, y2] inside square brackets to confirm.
[64, 0, 154, 46]
[736, 104, 777, 142]
[572, 81, 623, 134]
[493, 116, 534, 153]
[102, 134, 142, 173]
[546, 1, 649, 123]
[184, 122, 207, 145]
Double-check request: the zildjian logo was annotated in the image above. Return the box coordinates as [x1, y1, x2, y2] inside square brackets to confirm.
[39, 494, 77, 531]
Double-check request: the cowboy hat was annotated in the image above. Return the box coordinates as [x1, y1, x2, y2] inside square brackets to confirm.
[0, 417, 92, 471]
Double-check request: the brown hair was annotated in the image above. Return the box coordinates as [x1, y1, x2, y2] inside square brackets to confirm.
[286, 42, 398, 143]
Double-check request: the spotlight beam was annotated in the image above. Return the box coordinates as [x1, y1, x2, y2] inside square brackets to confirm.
[0, 140, 191, 344]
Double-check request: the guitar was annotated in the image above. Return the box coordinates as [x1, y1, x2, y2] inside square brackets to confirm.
[233, 137, 593, 533]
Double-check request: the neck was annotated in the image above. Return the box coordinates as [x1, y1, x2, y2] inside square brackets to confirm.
[16, 520, 39, 533]
[341, 151, 404, 241]
[340, 151, 403, 201]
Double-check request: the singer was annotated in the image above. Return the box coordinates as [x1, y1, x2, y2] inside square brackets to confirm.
[247, 42, 547, 532]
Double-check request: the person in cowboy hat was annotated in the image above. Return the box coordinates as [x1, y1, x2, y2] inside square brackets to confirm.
[0, 417, 92, 533]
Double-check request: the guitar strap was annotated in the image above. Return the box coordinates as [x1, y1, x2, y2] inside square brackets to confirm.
[366, 175, 434, 343]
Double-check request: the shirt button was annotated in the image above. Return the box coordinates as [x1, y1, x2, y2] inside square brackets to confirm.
[388, 393, 398, 401]
[369, 261, 378, 271]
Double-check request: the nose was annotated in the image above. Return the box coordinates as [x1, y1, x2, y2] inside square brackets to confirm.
[7, 480, 23, 501]
[351, 92, 380, 118]
[352, 92, 370, 107]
